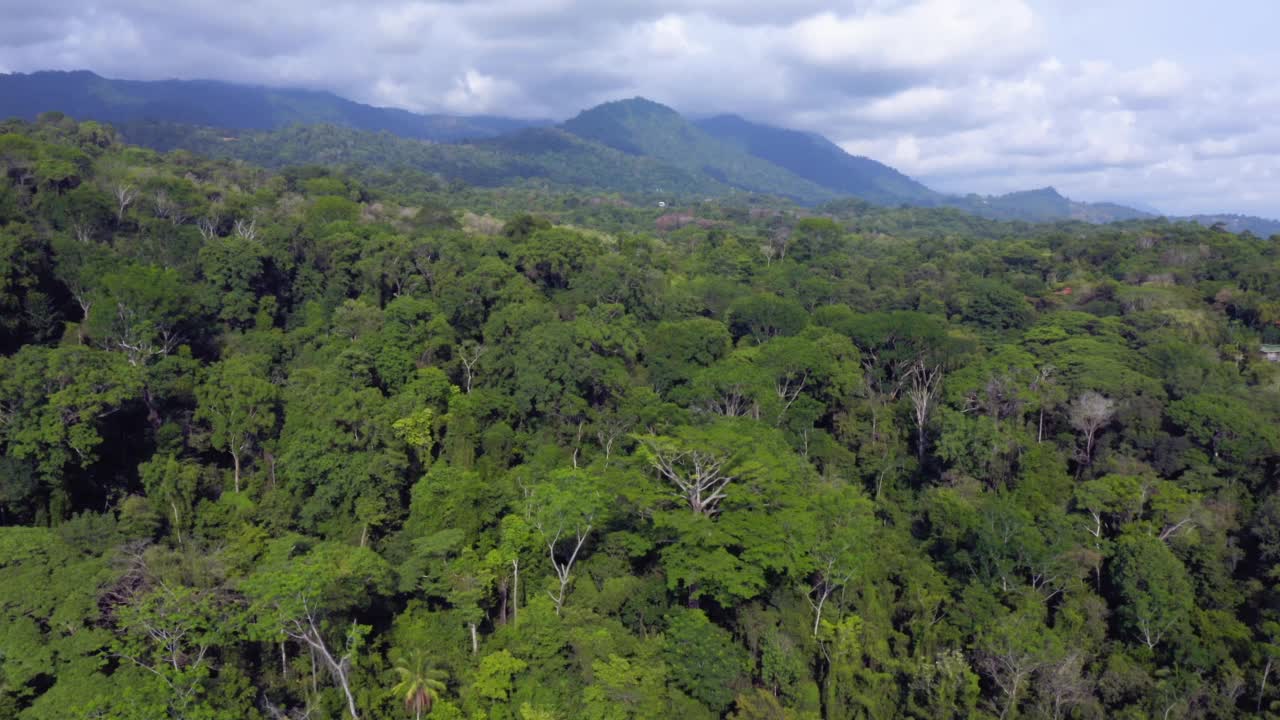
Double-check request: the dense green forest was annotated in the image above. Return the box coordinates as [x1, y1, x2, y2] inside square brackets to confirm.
[3, 113, 1280, 720]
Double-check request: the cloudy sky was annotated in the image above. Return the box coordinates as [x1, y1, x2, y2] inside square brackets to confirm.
[1, 0, 1277, 216]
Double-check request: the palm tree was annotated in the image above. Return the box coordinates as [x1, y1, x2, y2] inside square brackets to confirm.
[391, 651, 449, 720]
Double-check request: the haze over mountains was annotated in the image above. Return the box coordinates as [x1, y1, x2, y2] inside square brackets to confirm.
[3, 70, 1277, 234]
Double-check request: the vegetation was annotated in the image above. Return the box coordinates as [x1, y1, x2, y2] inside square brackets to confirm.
[0, 70, 542, 141]
[3, 114, 1280, 720]
[7, 74, 1279, 231]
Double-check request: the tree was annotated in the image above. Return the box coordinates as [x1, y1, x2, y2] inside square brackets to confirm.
[798, 486, 875, 636]
[975, 608, 1055, 720]
[727, 293, 808, 344]
[906, 356, 944, 461]
[636, 423, 760, 517]
[525, 469, 603, 615]
[110, 579, 246, 719]
[87, 264, 193, 366]
[662, 609, 751, 714]
[244, 540, 393, 720]
[1067, 391, 1115, 467]
[0, 345, 142, 514]
[195, 354, 279, 492]
[392, 650, 449, 720]
[1110, 532, 1194, 651]
[113, 182, 137, 222]
[1169, 392, 1280, 474]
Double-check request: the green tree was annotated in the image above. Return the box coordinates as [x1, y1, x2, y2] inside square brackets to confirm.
[392, 650, 450, 720]
[1110, 532, 1195, 652]
[195, 354, 279, 492]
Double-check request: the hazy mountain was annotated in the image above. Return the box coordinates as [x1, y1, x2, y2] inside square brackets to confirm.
[0, 70, 544, 142]
[117, 121, 726, 197]
[948, 187, 1153, 223]
[8, 70, 1271, 228]
[561, 98, 835, 201]
[1184, 214, 1280, 236]
[695, 114, 942, 206]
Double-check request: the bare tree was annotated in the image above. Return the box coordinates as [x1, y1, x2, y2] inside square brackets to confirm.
[1035, 652, 1093, 720]
[71, 220, 96, 244]
[458, 341, 485, 393]
[541, 517, 591, 616]
[906, 358, 944, 461]
[282, 599, 363, 720]
[113, 183, 137, 222]
[152, 189, 171, 219]
[1069, 391, 1116, 466]
[641, 439, 736, 517]
[197, 216, 219, 241]
[978, 646, 1044, 720]
[235, 218, 258, 241]
[701, 380, 759, 419]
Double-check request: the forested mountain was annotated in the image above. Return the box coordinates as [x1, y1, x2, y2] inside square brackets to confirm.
[695, 114, 943, 206]
[1187, 214, 1280, 237]
[561, 98, 836, 200]
[950, 187, 1155, 223]
[5, 71, 1276, 229]
[114, 122, 730, 198]
[3, 113, 1280, 720]
[0, 70, 544, 141]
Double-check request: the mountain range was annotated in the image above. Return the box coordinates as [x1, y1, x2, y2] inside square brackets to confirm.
[2, 70, 1276, 231]
[0, 69, 545, 142]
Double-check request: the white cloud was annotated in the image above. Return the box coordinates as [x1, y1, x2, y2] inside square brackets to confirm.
[443, 69, 521, 114]
[785, 0, 1039, 75]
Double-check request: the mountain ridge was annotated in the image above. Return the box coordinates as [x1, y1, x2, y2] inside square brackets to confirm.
[694, 113, 943, 207]
[3, 70, 1275, 229]
[0, 69, 547, 142]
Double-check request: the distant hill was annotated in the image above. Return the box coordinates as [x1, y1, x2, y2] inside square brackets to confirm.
[7, 70, 1272, 228]
[0, 70, 544, 142]
[1184, 214, 1280, 237]
[695, 114, 942, 206]
[117, 122, 726, 197]
[561, 99, 835, 201]
[948, 187, 1153, 223]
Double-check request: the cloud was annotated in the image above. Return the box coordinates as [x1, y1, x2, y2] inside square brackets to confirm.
[783, 0, 1039, 77]
[0, 0, 1275, 216]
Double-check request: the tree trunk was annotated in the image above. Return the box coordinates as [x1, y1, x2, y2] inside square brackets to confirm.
[231, 451, 242, 493]
[171, 501, 183, 546]
[1260, 658, 1272, 713]
[141, 385, 163, 430]
[812, 588, 829, 636]
[511, 558, 519, 627]
[497, 580, 508, 626]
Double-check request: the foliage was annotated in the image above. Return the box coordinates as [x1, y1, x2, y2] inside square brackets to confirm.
[0, 117, 1278, 720]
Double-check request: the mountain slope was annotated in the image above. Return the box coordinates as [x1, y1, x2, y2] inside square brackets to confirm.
[696, 114, 942, 206]
[0, 70, 542, 141]
[1185, 214, 1280, 236]
[10, 71, 1269, 227]
[561, 98, 835, 201]
[118, 121, 725, 196]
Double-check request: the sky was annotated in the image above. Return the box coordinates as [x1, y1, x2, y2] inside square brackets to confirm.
[0, 0, 1277, 217]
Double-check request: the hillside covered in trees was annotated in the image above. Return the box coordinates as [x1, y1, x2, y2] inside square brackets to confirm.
[3, 114, 1280, 720]
[5, 71, 1231, 225]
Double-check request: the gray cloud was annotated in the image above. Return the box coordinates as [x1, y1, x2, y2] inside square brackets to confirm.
[0, 0, 1275, 216]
